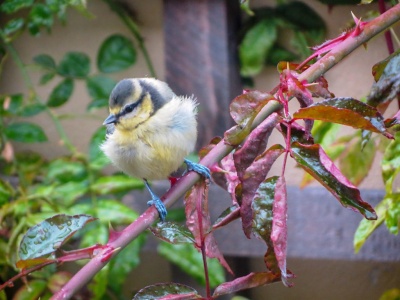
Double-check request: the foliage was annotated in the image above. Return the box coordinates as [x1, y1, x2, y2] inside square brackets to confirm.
[0, 0, 399, 300]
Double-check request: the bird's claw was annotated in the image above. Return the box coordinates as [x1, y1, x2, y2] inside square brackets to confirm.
[184, 159, 211, 179]
[147, 197, 167, 222]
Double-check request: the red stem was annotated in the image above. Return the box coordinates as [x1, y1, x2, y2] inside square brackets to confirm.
[378, 0, 394, 54]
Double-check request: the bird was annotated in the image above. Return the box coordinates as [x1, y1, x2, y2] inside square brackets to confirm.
[100, 78, 210, 221]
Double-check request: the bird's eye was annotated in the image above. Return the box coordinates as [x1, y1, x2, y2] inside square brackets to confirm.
[124, 104, 134, 114]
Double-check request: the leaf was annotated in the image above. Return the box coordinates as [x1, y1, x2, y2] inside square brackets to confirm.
[382, 131, 400, 191]
[271, 176, 290, 286]
[339, 137, 376, 186]
[19, 103, 46, 117]
[91, 174, 144, 195]
[252, 176, 279, 273]
[97, 34, 137, 73]
[53, 181, 89, 207]
[57, 51, 90, 78]
[291, 142, 377, 220]
[184, 181, 232, 274]
[293, 98, 392, 138]
[354, 198, 388, 253]
[88, 126, 110, 170]
[3, 18, 24, 36]
[86, 75, 116, 111]
[108, 234, 146, 293]
[5, 122, 47, 143]
[158, 243, 225, 288]
[233, 112, 280, 181]
[18, 214, 96, 260]
[12, 280, 47, 300]
[47, 78, 74, 107]
[379, 288, 400, 300]
[239, 19, 277, 76]
[47, 271, 72, 294]
[45, 159, 87, 183]
[88, 266, 108, 300]
[266, 45, 298, 66]
[134, 283, 201, 300]
[27, 4, 53, 36]
[33, 54, 56, 70]
[385, 193, 400, 235]
[212, 272, 280, 297]
[69, 199, 138, 225]
[212, 205, 240, 230]
[149, 222, 194, 244]
[240, 144, 285, 237]
[225, 91, 275, 145]
[1, 0, 34, 14]
[39, 72, 56, 85]
[372, 49, 400, 82]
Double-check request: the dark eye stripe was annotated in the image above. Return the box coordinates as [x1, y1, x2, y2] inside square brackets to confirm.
[118, 90, 146, 118]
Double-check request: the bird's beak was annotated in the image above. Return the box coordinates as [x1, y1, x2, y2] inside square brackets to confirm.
[103, 114, 118, 125]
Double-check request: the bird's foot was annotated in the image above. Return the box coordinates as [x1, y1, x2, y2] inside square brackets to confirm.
[184, 159, 211, 179]
[147, 196, 167, 222]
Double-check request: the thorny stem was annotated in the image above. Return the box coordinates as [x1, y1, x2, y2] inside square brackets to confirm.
[0, 36, 78, 155]
[103, 0, 157, 78]
[51, 5, 400, 299]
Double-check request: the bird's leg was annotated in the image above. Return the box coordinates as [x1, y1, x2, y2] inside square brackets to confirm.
[184, 159, 211, 179]
[144, 179, 167, 221]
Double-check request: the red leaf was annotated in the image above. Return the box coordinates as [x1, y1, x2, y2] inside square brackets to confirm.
[293, 97, 393, 138]
[241, 145, 285, 237]
[218, 153, 240, 205]
[184, 181, 232, 274]
[233, 112, 280, 182]
[212, 272, 281, 297]
[271, 176, 291, 287]
[212, 205, 240, 230]
[385, 110, 400, 128]
[291, 142, 377, 220]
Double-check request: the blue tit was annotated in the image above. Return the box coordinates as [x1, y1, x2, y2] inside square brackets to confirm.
[101, 78, 210, 221]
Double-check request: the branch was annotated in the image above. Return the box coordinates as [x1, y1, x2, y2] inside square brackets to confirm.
[51, 4, 400, 299]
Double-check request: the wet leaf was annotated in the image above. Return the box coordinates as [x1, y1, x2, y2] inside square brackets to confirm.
[291, 142, 377, 220]
[241, 144, 285, 237]
[213, 272, 280, 297]
[18, 214, 96, 260]
[240, 19, 277, 76]
[158, 243, 225, 288]
[219, 153, 240, 204]
[97, 34, 136, 73]
[372, 49, 400, 82]
[47, 78, 74, 107]
[57, 51, 90, 78]
[271, 176, 290, 286]
[252, 176, 279, 273]
[212, 205, 240, 230]
[5, 122, 47, 143]
[354, 197, 388, 253]
[293, 98, 392, 138]
[91, 174, 144, 195]
[150, 222, 194, 244]
[134, 282, 200, 300]
[233, 113, 280, 181]
[339, 137, 376, 185]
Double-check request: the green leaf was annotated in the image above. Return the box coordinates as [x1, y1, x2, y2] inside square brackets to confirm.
[47, 78, 74, 107]
[28, 4, 53, 36]
[97, 34, 137, 73]
[7, 94, 23, 115]
[91, 174, 144, 195]
[53, 181, 89, 207]
[354, 198, 388, 253]
[57, 51, 90, 78]
[382, 132, 400, 191]
[19, 102, 46, 116]
[379, 288, 400, 300]
[86, 75, 116, 111]
[385, 193, 400, 235]
[47, 272, 72, 295]
[45, 159, 87, 183]
[134, 283, 200, 300]
[88, 126, 110, 170]
[339, 137, 376, 186]
[69, 199, 139, 225]
[293, 97, 392, 138]
[372, 48, 400, 82]
[39, 72, 56, 85]
[266, 45, 298, 66]
[33, 54, 56, 70]
[12, 280, 47, 300]
[276, 1, 326, 31]
[5, 122, 47, 143]
[239, 19, 277, 76]
[3, 18, 24, 36]
[108, 233, 146, 293]
[0, 0, 34, 14]
[18, 214, 96, 260]
[158, 242, 225, 288]
[0, 179, 13, 205]
[291, 142, 377, 220]
[149, 222, 194, 244]
[88, 266, 108, 300]
[79, 222, 108, 248]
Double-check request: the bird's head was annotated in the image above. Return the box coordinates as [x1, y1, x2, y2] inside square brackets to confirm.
[103, 78, 172, 131]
